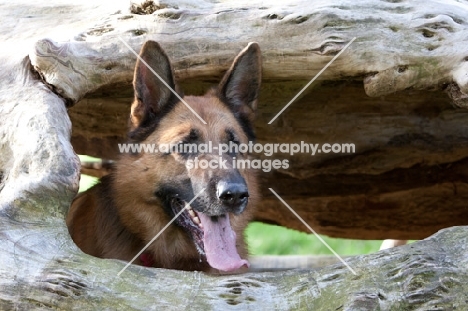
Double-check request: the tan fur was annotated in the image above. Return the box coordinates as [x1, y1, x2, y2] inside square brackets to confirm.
[67, 41, 261, 272]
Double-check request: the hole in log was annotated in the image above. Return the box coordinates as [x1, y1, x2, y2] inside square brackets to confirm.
[118, 15, 133, 20]
[157, 12, 181, 19]
[397, 65, 408, 73]
[293, 15, 309, 24]
[452, 17, 463, 25]
[266, 13, 280, 20]
[130, 0, 165, 15]
[131, 29, 147, 36]
[421, 29, 435, 37]
[87, 27, 114, 36]
[226, 299, 240, 306]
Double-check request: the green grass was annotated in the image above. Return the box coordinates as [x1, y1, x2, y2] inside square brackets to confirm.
[79, 174, 98, 193]
[78, 155, 101, 163]
[78, 155, 100, 192]
[245, 222, 383, 256]
[78, 160, 384, 255]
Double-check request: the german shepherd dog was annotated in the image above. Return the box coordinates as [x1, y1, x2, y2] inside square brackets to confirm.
[67, 41, 261, 273]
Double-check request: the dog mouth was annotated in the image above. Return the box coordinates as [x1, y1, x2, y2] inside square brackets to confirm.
[171, 198, 249, 272]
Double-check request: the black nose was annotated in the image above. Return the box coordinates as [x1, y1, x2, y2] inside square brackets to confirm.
[217, 181, 249, 214]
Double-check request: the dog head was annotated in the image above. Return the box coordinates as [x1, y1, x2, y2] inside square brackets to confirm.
[115, 41, 261, 272]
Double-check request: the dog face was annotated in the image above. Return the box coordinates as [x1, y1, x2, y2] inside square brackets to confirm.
[113, 41, 261, 272]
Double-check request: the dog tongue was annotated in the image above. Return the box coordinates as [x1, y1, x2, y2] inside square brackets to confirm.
[197, 213, 249, 272]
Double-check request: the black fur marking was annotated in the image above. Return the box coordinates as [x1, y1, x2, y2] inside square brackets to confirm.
[220, 101, 256, 141]
[154, 184, 205, 255]
[225, 128, 237, 143]
[128, 90, 183, 143]
[154, 184, 193, 217]
[236, 114, 256, 142]
[188, 128, 199, 141]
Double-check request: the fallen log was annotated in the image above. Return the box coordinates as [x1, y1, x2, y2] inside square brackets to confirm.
[1, 206, 467, 309]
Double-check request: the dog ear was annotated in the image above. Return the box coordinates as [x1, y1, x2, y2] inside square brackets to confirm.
[218, 42, 262, 122]
[130, 41, 177, 129]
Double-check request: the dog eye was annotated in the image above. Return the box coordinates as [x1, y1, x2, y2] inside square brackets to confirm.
[230, 138, 240, 145]
[224, 130, 240, 156]
[226, 129, 239, 144]
[176, 141, 197, 156]
[188, 129, 198, 141]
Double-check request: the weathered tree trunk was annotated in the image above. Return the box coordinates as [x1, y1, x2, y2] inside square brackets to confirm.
[1, 208, 468, 310]
[2, 0, 468, 309]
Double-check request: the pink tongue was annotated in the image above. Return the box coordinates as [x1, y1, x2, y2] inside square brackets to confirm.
[197, 213, 249, 272]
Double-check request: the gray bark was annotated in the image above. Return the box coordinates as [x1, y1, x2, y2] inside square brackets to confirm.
[32, 0, 468, 105]
[1, 209, 467, 309]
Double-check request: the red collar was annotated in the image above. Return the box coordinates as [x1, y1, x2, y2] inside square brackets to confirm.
[140, 252, 154, 267]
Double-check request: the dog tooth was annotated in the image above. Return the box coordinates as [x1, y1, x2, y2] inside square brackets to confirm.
[188, 209, 196, 218]
[193, 216, 201, 225]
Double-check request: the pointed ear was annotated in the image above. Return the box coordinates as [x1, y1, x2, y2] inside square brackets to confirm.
[130, 41, 177, 129]
[218, 42, 262, 122]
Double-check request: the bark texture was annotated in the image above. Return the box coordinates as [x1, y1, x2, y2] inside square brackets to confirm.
[1, 208, 467, 310]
